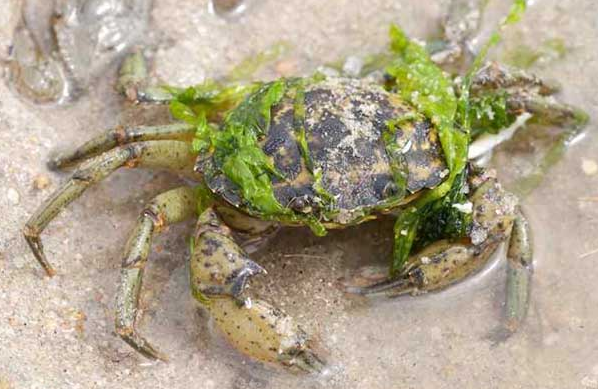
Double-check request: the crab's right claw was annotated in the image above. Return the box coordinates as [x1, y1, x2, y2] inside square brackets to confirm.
[344, 240, 498, 298]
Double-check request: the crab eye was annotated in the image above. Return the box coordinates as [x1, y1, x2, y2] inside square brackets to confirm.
[290, 196, 312, 213]
[382, 182, 399, 198]
[291, 197, 305, 209]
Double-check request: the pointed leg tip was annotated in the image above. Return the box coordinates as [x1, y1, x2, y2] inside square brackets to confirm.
[137, 346, 169, 362]
[144, 343, 170, 362]
[139, 344, 169, 362]
[38, 259, 56, 277]
[297, 351, 326, 374]
[276, 346, 328, 374]
[486, 324, 518, 347]
[23, 228, 56, 277]
[152, 351, 170, 363]
[118, 327, 169, 362]
[45, 267, 57, 277]
[46, 159, 60, 171]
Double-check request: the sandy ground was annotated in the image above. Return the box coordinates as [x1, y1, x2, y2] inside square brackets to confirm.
[1, 1, 597, 388]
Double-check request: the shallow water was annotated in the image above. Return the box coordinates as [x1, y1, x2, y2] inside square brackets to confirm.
[0, 1, 597, 388]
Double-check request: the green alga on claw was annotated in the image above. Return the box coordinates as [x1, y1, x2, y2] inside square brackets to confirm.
[386, 0, 527, 276]
[385, 24, 468, 275]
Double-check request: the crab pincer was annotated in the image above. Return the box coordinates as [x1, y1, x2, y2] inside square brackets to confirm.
[190, 209, 325, 372]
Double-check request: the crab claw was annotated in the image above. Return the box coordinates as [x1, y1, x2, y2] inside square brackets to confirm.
[191, 208, 326, 372]
[345, 240, 496, 297]
[207, 297, 325, 373]
[343, 266, 416, 297]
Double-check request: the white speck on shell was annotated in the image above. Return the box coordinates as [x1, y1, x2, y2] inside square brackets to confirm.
[401, 139, 413, 153]
[452, 202, 473, 214]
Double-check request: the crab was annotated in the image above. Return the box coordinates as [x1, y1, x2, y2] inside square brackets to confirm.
[23, 1, 586, 373]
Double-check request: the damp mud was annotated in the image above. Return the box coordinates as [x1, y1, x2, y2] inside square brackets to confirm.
[1, 1, 597, 388]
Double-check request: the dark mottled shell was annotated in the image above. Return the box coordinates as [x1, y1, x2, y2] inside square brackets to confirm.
[205, 77, 447, 224]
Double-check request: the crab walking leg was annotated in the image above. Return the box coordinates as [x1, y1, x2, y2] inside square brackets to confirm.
[431, 0, 485, 65]
[48, 123, 196, 170]
[23, 141, 196, 276]
[504, 208, 533, 332]
[470, 62, 589, 196]
[190, 208, 325, 372]
[471, 63, 587, 126]
[471, 62, 560, 97]
[509, 100, 588, 197]
[115, 186, 197, 360]
[117, 51, 177, 104]
[117, 50, 260, 110]
[470, 63, 587, 123]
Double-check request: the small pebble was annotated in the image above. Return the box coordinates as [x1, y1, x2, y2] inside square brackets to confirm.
[342, 55, 364, 77]
[430, 326, 442, 340]
[212, 0, 246, 15]
[275, 59, 297, 77]
[33, 174, 51, 190]
[13, 255, 27, 269]
[569, 316, 583, 328]
[6, 188, 20, 205]
[316, 66, 340, 78]
[581, 158, 598, 176]
[0, 377, 12, 389]
[543, 332, 560, 346]
[582, 376, 598, 388]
